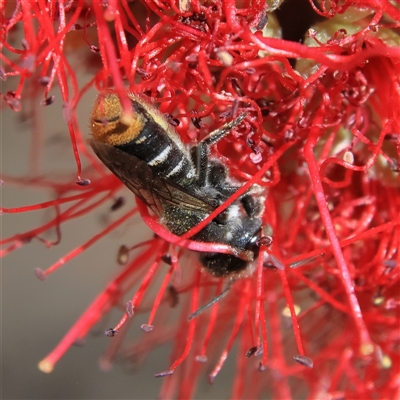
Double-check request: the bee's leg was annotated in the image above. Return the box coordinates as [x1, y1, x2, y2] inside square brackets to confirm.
[188, 278, 235, 320]
[194, 113, 247, 187]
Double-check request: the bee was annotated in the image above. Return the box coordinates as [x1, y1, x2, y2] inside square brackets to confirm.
[89, 91, 265, 277]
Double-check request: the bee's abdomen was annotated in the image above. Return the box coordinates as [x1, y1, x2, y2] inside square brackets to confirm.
[117, 119, 195, 185]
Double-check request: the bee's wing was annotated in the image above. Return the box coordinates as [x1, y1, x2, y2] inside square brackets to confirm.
[89, 140, 215, 216]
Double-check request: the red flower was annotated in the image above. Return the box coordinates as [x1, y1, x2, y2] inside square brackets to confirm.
[1, 0, 399, 398]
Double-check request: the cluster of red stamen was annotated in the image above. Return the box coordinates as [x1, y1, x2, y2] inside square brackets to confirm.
[1, 0, 399, 398]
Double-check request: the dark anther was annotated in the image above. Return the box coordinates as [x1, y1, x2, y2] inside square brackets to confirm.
[384, 133, 399, 141]
[293, 355, 313, 368]
[154, 370, 174, 378]
[162, 254, 172, 265]
[38, 76, 51, 86]
[165, 113, 180, 127]
[246, 137, 255, 147]
[110, 196, 125, 211]
[76, 179, 91, 186]
[191, 115, 202, 129]
[256, 236, 273, 246]
[105, 328, 118, 337]
[246, 346, 258, 357]
[40, 96, 55, 106]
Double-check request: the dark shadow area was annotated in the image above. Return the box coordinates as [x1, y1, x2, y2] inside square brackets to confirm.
[275, 0, 325, 43]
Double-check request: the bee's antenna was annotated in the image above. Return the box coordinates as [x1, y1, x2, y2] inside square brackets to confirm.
[188, 278, 235, 321]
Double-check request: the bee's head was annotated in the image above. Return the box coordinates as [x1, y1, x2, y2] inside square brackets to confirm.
[90, 91, 145, 146]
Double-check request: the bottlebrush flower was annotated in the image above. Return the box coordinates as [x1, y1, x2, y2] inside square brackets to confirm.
[1, 0, 399, 399]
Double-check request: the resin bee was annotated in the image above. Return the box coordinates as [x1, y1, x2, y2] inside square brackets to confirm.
[89, 91, 265, 277]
